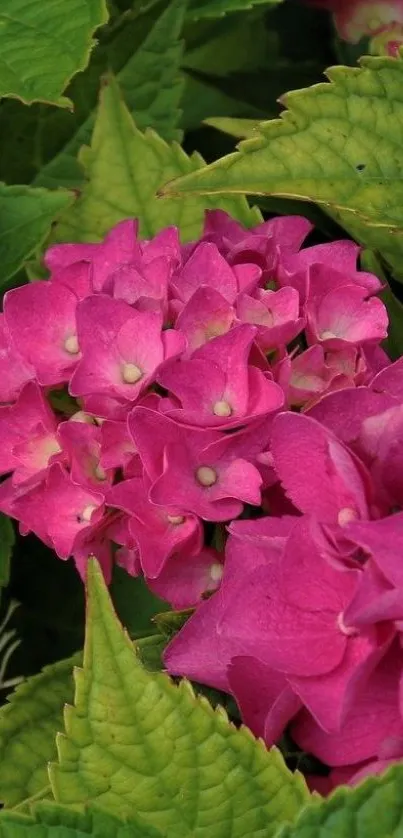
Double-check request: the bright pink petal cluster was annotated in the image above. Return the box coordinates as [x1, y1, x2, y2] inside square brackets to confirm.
[166, 382, 403, 788]
[1, 212, 400, 786]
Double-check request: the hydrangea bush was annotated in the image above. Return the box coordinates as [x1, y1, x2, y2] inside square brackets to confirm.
[2, 0, 403, 835]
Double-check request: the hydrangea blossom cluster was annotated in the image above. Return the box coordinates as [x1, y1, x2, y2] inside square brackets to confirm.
[0, 210, 399, 787]
[306, 0, 403, 55]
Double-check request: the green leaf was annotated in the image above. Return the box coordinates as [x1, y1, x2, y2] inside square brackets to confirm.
[0, 803, 162, 838]
[0, 516, 14, 589]
[0, 652, 80, 807]
[53, 75, 261, 244]
[277, 762, 403, 838]
[187, 0, 282, 21]
[50, 559, 309, 836]
[35, 0, 187, 190]
[110, 566, 169, 640]
[204, 116, 262, 138]
[117, 0, 186, 142]
[180, 73, 263, 131]
[0, 0, 109, 107]
[153, 608, 194, 639]
[0, 184, 73, 286]
[161, 55, 403, 279]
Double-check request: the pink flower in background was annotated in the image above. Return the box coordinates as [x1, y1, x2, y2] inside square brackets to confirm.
[305, 0, 403, 55]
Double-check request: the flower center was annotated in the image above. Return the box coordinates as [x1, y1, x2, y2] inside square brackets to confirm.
[70, 411, 95, 424]
[337, 612, 359, 637]
[167, 514, 185, 525]
[320, 330, 337, 341]
[337, 507, 358, 527]
[213, 399, 232, 417]
[121, 362, 143, 384]
[196, 466, 217, 487]
[94, 463, 107, 481]
[210, 562, 223, 582]
[80, 504, 97, 523]
[64, 335, 80, 355]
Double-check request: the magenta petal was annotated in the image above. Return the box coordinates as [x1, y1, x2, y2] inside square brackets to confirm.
[228, 655, 300, 742]
[173, 242, 238, 303]
[0, 314, 35, 402]
[289, 625, 392, 733]
[175, 287, 234, 354]
[148, 547, 223, 609]
[308, 387, 396, 447]
[164, 591, 233, 691]
[271, 412, 371, 523]
[292, 641, 403, 767]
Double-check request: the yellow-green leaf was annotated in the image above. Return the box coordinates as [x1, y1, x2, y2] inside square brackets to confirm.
[53, 75, 261, 244]
[50, 559, 309, 837]
[161, 55, 403, 278]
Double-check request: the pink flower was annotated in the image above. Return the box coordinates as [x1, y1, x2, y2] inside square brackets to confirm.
[129, 407, 265, 521]
[9, 462, 105, 560]
[158, 324, 284, 428]
[304, 0, 403, 55]
[45, 219, 141, 291]
[236, 287, 305, 352]
[4, 282, 81, 386]
[0, 382, 60, 483]
[147, 547, 224, 609]
[175, 287, 235, 354]
[57, 420, 114, 491]
[107, 474, 203, 579]
[306, 285, 388, 349]
[70, 296, 185, 403]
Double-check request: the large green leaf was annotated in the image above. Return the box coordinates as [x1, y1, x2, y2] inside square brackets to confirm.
[0, 653, 80, 807]
[50, 559, 308, 837]
[0, 184, 73, 286]
[53, 75, 261, 244]
[277, 763, 403, 838]
[0, 516, 14, 589]
[161, 55, 403, 278]
[35, 0, 187, 190]
[0, 803, 161, 838]
[0, 0, 108, 107]
[187, 0, 282, 21]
